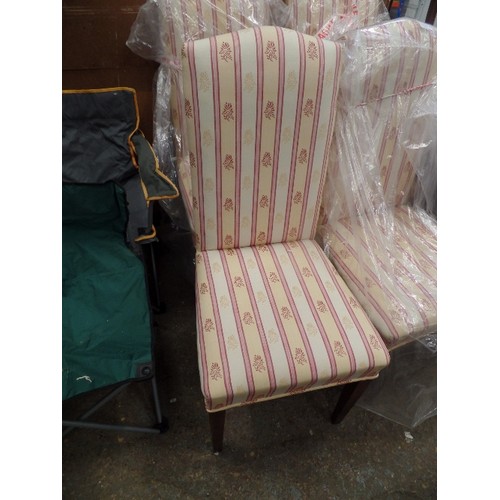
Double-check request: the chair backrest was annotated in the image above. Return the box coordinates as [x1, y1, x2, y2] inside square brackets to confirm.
[286, 0, 388, 36]
[62, 88, 139, 184]
[326, 18, 437, 215]
[182, 26, 342, 251]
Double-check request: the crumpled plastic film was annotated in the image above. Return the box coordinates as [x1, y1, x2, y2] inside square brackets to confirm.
[317, 18, 437, 352]
[127, 0, 272, 230]
[283, 0, 389, 37]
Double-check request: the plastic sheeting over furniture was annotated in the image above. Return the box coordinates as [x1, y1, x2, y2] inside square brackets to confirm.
[127, 0, 272, 231]
[316, 18, 437, 427]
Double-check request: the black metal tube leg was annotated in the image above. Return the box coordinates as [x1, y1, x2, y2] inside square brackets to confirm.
[209, 411, 226, 453]
[331, 380, 371, 424]
[149, 242, 162, 312]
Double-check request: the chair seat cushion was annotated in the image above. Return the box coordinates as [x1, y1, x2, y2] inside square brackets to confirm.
[195, 239, 390, 411]
[320, 207, 437, 349]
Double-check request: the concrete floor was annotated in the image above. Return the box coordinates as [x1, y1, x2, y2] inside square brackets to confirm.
[62, 214, 437, 499]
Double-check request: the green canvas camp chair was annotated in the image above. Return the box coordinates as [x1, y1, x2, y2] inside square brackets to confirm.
[62, 87, 178, 434]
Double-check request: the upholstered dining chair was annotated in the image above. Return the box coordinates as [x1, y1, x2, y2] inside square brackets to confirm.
[317, 18, 437, 352]
[181, 25, 390, 452]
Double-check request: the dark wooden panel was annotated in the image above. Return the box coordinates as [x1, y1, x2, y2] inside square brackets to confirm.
[62, 1, 159, 141]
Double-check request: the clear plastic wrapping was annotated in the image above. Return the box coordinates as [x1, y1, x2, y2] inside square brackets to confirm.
[317, 18, 437, 351]
[283, 0, 389, 38]
[127, 0, 272, 229]
[357, 334, 436, 428]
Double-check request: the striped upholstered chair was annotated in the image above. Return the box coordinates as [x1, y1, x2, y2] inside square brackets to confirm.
[317, 19, 437, 351]
[181, 26, 390, 452]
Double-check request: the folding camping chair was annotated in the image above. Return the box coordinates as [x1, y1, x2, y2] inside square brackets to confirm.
[62, 87, 178, 434]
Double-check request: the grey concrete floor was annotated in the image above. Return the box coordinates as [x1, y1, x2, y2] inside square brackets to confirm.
[62, 214, 437, 499]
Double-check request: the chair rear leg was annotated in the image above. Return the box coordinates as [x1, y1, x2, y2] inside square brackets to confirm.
[331, 380, 371, 424]
[209, 410, 226, 453]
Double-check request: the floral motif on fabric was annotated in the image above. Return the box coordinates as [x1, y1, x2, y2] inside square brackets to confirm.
[257, 231, 267, 244]
[189, 152, 196, 170]
[185, 99, 193, 118]
[286, 71, 297, 90]
[233, 276, 245, 288]
[293, 191, 303, 204]
[199, 283, 208, 294]
[307, 41, 318, 60]
[223, 154, 234, 170]
[301, 267, 312, 278]
[269, 272, 280, 283]
[210, 362, 222, 381]
[281, 307, 292, 320]
[369, 335, 382, 350]
[224, 198, 234, 212]
[222, 102, 235, 121]
[219, 41, 232, 62]
[303, 98, 314, 117]
[199, 72, 211, 92]
[204, 319, 215, 332]
[244, 73, 256, 92]
[203, 130, 213, 146]
[260, 195, 269, 208]
[298, 148, 308, 164]
[253, 355, 266, 373]
[264, 101, 276, 120]
[242, 312, 254, 325]
[227, 335, 238, 350]
[265, 41, 278, 61]
[334, 341, 346, 357]
[224, 234, 233, 247]
[316, 301, 327, 313]
[262, 152, 272, 167]
[294, 348, 307, 365]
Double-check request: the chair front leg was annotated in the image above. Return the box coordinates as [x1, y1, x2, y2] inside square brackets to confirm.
[331, 380, 371, 424]
[209, 410, 226, 453]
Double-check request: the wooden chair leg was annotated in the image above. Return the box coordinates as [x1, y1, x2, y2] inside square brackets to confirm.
[331, 380, 371, 424]
[209, 410, 226, 453]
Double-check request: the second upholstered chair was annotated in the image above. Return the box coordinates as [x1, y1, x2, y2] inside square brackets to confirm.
[181, 26, 390, 452]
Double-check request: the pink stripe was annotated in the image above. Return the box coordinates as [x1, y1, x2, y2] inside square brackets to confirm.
[282, 243, 339, 383]
[210, 36, 223, 249]
[282, 31, 306, 242]
[200, 252, 235, 407]
[267, 27, 285, 243]
[251, 246, 297, 390]
[235, 250, 278, 397]
[195, 284, 211, 407]
[311, 43, 341, 237]
[187, 41, 206, 250]
[232, 31, 242, 247]
[218, 250, 256, 402]
[299, 38, 325, 238]
[250, 28, 264, 246]
[267, 244, 319, 389]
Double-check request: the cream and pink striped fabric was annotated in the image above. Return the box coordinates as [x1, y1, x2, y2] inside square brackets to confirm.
[196, 240, 390, 411]
[286, 0, 389, 36]
[319, 207, 437, 349]
[165, 0, 272, 229]
[183, 26, 341, 251]
[319, 19, 437, 349]
[182, 26, 390, 412]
